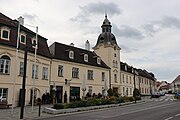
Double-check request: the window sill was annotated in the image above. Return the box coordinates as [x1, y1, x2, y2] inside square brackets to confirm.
[0, 73, 10, 75]
[42, 78, 48, 80]
[58, 75, 63, 77]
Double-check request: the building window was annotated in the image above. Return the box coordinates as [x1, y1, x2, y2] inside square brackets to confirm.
[102, 72, 105, 81]
[31, 38, 37, 48]
[114, 53, 116, 57]
[97, 57, 101, 64]
[123, 87, 125, 95]
[58, 65, 63, 77]
[0, 55, 10, 74]
[0, 88, 8, 101]
[126, 75, 128, 83]
[69, 51, 74, 59]
[130, 76, 132, 84]
[88, 86, 92, 96]
[130, 88, 132, 95]
[84, 54, 88, 62]
[42, 67, 48, 80]
[72, 67, 79, 78]
[126, 88, 128, 96]
[87, 70, 93, 80]
[1, 27, 10, 40]
[32, 64, 38, 79]
[19, 62, 24, 76]
[113, 60, 115, 67]
[20, 33, 26, 44]
[122, 74, 125, 83]
[114, 74, 117, 83]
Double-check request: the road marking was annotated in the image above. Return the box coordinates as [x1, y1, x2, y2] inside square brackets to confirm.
[175, 113, 180, 117]
[164, 116, 173, 120]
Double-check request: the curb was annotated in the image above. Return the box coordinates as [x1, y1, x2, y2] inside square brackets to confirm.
[43, 100, 144, 115]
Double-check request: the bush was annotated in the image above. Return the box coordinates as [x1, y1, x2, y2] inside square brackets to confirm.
[117, 97, 124, 103]
[53, 103, 64, 109]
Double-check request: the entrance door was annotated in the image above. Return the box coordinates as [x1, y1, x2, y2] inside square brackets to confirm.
[70, 87, 80, 102]
[50, 85, 63, 103]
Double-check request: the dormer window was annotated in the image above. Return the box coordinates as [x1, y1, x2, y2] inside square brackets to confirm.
[31, 38, 37, 49]
[69, 51, 74, 59]
[84, 54, 88, 62]
[97, 57, 101, 64]
[1, 27, 10, 40]
[20, 32, 26, 44]
[125, 65, 127, 71]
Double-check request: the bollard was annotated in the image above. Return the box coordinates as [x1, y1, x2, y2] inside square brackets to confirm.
[37, 98, 41, 117]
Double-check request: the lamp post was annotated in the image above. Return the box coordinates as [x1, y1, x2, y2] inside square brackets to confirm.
[132, 67, 136, 103]
[82, 74, 86, 100]
[20, 46, 28, 119]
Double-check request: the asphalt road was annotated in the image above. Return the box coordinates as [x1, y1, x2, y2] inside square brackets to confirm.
[37, 95, 180, 120]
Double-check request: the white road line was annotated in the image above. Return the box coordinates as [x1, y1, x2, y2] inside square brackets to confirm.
[175, 113, 180, 117]
[164, 116, 173, 120]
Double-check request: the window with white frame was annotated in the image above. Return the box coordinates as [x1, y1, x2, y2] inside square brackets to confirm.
[126, 88, 128, 95]
[42, 67, 48, 80]
[122, 74, 125, 83]
[126, 75, 128, 83]
[31, 38, 37, 48]
[72, 67, 79, 78]
[130, 88, 132, 95]
[114, 74, 117, 83]
[0, 88, 8, 101]
[58, 65, 63, 77]
[84, 54, 88, 62]
[19, 61, 24, 76]
[20, 33, 26, 44]
[32, 64, 38, 79]
[69, 51, 74, 59]
[87, 70, 93, 80]
[0, 55, 10, 74]
[130, 76, 132, 84]
[97, 57, 101, 64]
[88, 86, 92, 95]
[102, 72, 105, 81]
[1, 27, 10, 40]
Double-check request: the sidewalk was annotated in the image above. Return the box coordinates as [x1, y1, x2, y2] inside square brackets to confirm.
[0, 104, 53, 120]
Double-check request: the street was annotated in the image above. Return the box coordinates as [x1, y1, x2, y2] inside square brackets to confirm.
[37, 95, 180, 120]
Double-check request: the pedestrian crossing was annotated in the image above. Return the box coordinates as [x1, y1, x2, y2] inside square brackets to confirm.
[151, 95, 175, 102]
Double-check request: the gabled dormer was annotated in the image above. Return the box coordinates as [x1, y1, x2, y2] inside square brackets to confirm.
[0, 26, 10, 41]
[69, 50, 74, 59]
[84, 54, 88, 62]
[97, 57, 101, 65]
[20, 32, 26, 44]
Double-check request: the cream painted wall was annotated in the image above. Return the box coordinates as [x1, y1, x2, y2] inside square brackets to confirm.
[94, 44, 121, 93]
[50, 59, 110, 103]
[0, 45, 51, 106]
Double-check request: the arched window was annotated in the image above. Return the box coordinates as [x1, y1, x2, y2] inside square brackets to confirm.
[0, 55, 11, 74]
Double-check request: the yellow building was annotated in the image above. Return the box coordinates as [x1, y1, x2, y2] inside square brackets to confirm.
[0, 13, 51, 106]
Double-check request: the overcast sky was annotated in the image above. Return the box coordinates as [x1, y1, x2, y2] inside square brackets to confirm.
[1, 0, 180, 83]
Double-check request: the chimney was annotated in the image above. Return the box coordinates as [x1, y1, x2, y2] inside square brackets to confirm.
[85, 40, 90, 50]
[70, 43, 74, 47]
[17, 16, 24, 25]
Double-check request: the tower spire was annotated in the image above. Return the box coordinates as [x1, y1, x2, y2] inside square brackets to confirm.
[105, 10, 107, 19]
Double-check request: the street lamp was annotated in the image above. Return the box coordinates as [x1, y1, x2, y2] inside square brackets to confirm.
[132, 67, 136, 103]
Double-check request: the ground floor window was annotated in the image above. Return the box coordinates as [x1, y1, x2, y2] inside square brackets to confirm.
[70, 86, 80, 102]
[0, 88, 8, 101]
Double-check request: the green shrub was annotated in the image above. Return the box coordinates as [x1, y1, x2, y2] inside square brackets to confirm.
[53, 103, 64, 109]
[117, 97, 124, 103]
[67, 102, 77, 108]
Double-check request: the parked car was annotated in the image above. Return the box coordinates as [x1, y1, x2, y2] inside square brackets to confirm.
[151, 92, 160, 98]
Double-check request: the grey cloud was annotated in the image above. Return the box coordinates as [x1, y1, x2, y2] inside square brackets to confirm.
[120, 44, 139, 53]
[113, 24, 144, 40]
[70, 2, 121, 23]
[160, 16, 180, 28]
[22, 13, 39, 23]
[142, 16, 180, 36]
